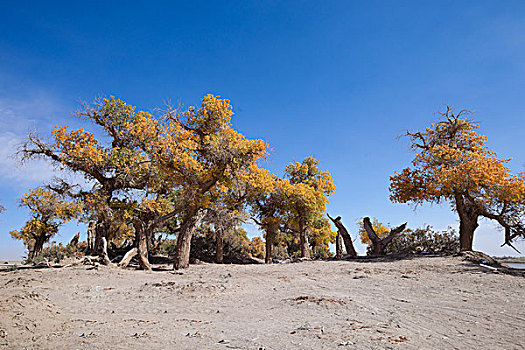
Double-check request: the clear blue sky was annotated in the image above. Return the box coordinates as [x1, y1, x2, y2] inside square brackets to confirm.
[1, 1, 525, 259]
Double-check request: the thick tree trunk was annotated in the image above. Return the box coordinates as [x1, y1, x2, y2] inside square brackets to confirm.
[173, 209, 205, 270]
[335, 232, 343, 259]
[30, 235, 46, 261]
[298, 216, 311, 259]
[455, 194, 479, 251]
[94, 220, 112, 264]
[363, 217, 407, 256]
[100, 237, 112, 266]
[216, 228, 224, 264]
[459, 216, 478, 251]
[327, 214, 357, 257]
[135, 220, 152, 271]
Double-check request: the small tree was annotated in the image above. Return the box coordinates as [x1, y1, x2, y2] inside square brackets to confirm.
[390, 107, 525, 251]
[283, 157, 336, 258]
[10, 188, 82, 261]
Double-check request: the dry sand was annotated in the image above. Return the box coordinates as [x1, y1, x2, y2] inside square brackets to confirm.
[1, 256, 524, 349]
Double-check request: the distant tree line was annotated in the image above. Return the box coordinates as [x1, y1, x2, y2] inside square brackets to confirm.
[8, 97, 525, 268]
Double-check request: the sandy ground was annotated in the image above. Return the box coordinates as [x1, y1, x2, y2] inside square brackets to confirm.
[0, 256, 524, 350]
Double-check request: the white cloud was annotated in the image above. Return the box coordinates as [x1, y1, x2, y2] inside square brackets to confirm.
[0, 131, 57, 185]
[0, 93, 86, 188]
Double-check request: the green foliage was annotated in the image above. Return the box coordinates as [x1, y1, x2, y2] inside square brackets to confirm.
[384, 226, 460, 255]
[31, 240, 85, 264]
[189, 227, 254, 263]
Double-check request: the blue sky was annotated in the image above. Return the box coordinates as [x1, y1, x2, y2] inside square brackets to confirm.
[1, 1, 525, 259]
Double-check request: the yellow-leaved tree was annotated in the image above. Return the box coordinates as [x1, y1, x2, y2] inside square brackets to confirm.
[390, 107, 525, 251]
[283, 157, 336, 258]
[129, 95, 268, 269]
[10, 188, 82, 261]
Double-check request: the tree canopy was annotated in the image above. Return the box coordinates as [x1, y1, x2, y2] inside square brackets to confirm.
[390, 107, 525, 251]
[10, 188, 82, 260]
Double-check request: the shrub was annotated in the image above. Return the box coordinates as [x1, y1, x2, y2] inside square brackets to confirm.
[382, 225, 460, 255]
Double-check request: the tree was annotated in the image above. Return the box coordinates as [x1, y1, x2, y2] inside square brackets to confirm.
[247, 167, 287, 263]
[10, 188, 82, 261]
[390, 107, 525, 251]
[130, 95, 268, 269]
[283, 157, 336, 258]
[21, 97, 162, 267]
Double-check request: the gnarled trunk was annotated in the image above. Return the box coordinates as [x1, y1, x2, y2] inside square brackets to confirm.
[173, 209, 206, 270]
[298, 216, 311, 259]
[335, 232, 343, 259]
[363, 217, 407, 256]
[99, 237, 112, 265]
[134, 219, 152, 271]
[118, 247, 138, 268]
[93, 220, 112, 265]
[327, 214, 357, 257]
[455, 194, 479, 251]
[30, 234, 46, 261]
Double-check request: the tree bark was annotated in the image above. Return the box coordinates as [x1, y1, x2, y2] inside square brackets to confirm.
[135, 220, 152, 271]
[118, 247, 138, 267]
[30, 235, 46, 261]
[298, 216, 311, 259]
[216, 228, 224, 264]
[87, 222, 96, 253]
[100, 237, 112, 266]
[458, 216, 478, 251]
[335, 232, 343, 259]
[327, 214, 357, 257]
[363, 217, 407, 256]
[263, 221, 280, 264]
[455, 194, 479, 251]
[173, 209, 206, 270]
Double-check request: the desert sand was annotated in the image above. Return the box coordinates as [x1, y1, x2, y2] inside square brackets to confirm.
[1, 256, 524, 349]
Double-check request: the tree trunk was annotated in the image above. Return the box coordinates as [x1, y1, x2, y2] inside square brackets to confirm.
[173, 209, 205, 270]
[265, 229, 274, 264]
[30, 235, 46, 261]
[363, 217, 407, 256]
[327, 214, 357, 257]
[335, 232, 343, 259]
[459, 216, 478, 251]
[94, 220, 112, 263]
[135, 220, 152, 271]
[118, 247, 138, 267]
[87, 222, 96, 253]
[455, 194, 479, 251]
[298, 216, 311, 259]
[100, 237, 112, 266]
